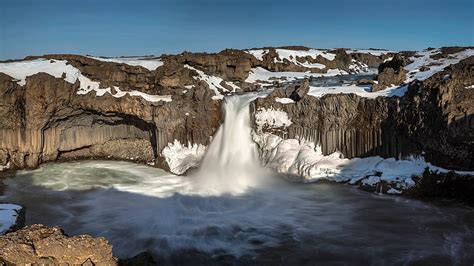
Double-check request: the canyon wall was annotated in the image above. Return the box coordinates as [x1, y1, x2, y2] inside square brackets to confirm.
[254, 56, 474, 170]
[0, 47, 472, 172]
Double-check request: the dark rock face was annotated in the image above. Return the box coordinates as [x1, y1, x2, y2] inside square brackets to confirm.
[0, 55, 222, 170]
[0, 224, 117, 265]
[254, 56, 474, 170]
[288, 79, 310, 101]
[0, 47, 472, 172]
[406, 169, 474, 205]
[395, 56, 474, 169]
[255, 91, 416, 159]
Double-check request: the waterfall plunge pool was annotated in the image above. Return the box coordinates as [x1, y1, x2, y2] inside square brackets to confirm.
[1, 160, 473, 265]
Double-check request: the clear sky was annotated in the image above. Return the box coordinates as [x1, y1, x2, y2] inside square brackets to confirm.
[1, 0, 473, 60]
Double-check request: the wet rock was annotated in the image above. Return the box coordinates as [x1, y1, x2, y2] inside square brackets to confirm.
[406, 169, 474, 205]
[0, 224, 117, 265]
[120, 251, 157, 266]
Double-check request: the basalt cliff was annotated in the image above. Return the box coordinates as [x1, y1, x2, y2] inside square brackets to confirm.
[0, 46, 472, 179]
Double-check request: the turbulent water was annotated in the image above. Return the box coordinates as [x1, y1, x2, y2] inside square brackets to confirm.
[1, 94, 474, 264]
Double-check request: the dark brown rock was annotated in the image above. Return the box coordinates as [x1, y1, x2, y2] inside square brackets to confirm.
[0, 224, 117, 265]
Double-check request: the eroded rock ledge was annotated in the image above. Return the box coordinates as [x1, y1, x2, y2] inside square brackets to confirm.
[0, 224, 117, 265]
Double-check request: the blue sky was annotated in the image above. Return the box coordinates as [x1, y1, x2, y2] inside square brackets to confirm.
[1, 0, 473, 60]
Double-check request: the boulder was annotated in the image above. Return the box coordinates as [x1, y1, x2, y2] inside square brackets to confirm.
[289, 79, 310, 101]
[0, 224, 117, 265]
[373, 55, 408, 91]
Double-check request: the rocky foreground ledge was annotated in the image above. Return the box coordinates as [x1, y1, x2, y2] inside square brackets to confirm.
[0, 224, 117, 265]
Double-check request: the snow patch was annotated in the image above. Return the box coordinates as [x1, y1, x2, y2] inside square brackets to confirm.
[346, 49, 395, 56]
[245, 67, 346, 84]
[465, 85, 474, 89]
[184, 65, 240, 100]
[0, 59, 172, 102]
[275, 97, 295, 104]
[255, 108, 292, 130]
[0, 204, 22, 234]
[88, 56, 164, 71]
[307, 84, 408, 98]
[161, 140, 206, 175]
[405, 48, 474, 82]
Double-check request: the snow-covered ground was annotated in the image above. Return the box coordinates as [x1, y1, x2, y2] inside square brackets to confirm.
[345, 49, 396, 56]
[161, 139, 207, 175]
[0, 204, 23, 234]
[87, 56, 164, 71]
[253, 132, 474, 194]
[185, 64, 240, 100]
[245, 67, 347, 84]
[404, 48, 474, 82]
[0, 59, 172, 103]
[306, 84, 408, 98]
[246, 48, 336, 63]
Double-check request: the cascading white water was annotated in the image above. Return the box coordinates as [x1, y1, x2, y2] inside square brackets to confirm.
[193, 94, 270, 195]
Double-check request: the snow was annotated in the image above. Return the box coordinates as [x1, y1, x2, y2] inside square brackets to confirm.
[348, 59, 370, 73]
[0, 59, 81, 86]
[106, 86, 172, 102]
[88, 56, 164, 71]
[307, 84, 408, 98]
[275, 97, 295, 104]
[387, 188, 402, 194]
[184, 65, 240, 100]
[246, 48, 336, 66]
[346, 49, 396, 56]
[246, 49, 267, 61]
[0, 204, 22, 234]
[405, 48, 474, 82]
[161, 139, 207, 175]
[253, 133, 474, 191]
[0, 59, 172, 103]
[255, 108, 292, 130]
[0, 162, 10, 171]
[245, 67, 346, 84]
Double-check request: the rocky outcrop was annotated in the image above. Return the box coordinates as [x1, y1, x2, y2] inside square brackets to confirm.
[394, 56, 474, 169]
[0, 224, 117, 265]
[254, 56, 474, 170]
[372, 55, 408, 91]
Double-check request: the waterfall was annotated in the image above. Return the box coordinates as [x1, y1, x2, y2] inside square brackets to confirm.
[193, 93, 269, 195]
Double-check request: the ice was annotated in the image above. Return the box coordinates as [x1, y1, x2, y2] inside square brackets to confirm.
[0, 204, 22, 234]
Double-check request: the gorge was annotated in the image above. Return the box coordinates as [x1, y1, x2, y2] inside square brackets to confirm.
[1, 46, 474, 264]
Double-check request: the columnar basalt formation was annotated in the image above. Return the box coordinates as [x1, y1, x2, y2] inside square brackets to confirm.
[0, 46, 472, 172]
[253, 56, 474, 170]
[0, 55, 223, 170]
